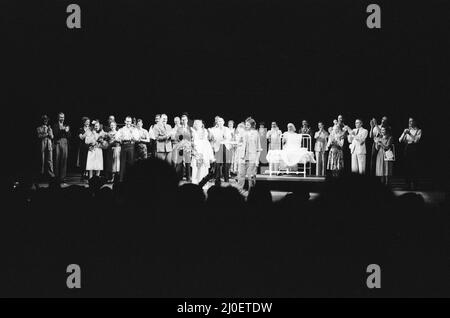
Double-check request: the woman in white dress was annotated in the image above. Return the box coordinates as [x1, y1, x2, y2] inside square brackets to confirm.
[266, 121, 283, 173]
[281, 123, 315, 172]
[232, 122, 245, 174]
[85, 120, 106, 179]
[191, 120, 215, 184]
[228, 120, 237, 174]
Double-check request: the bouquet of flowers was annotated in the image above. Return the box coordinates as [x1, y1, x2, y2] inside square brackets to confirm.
[173, 139, 192, 163]
[97, 133, 109, 150]
[175, 139, 192, 154]
[194, 152, 204, 168]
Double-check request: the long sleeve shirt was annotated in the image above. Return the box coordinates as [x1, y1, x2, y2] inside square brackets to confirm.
[241, 130, 262, 164]
[117, 126, 140, 143]
[399, 128, 422, 144]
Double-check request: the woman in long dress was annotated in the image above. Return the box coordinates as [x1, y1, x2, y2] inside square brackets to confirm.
[314, 121, 329, 176]
[258, 122, 268, 167]
[281, 123, 315, 171]
[191, 120, 215, 184]
[228, 120, 237, 175]
[106, 121, 121, 182]
[266, 121, 283, 173]
[77, 117, 90, 180]
[326, 124, 345, 177]
[85, 120, 105, 179]
[231, 122, 245, 174]
[281, 124, 302, 170]
[375, 126, 394, 185]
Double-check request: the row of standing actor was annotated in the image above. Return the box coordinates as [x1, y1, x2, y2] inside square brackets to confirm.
[37, 113, 422, 189]
[36, 113, 264, 191]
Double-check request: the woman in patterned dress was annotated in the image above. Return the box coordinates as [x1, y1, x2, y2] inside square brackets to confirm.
[375, 126, 394, 185]
[326, 124, 345, 177]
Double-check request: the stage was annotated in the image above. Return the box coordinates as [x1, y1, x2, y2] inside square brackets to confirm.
[33, 173, 445, 206]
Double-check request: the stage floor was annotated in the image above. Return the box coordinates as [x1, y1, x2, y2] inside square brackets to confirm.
[33, 173, 445, 206]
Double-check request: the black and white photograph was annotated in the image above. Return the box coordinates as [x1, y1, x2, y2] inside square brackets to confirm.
[2, 0, 449, 302]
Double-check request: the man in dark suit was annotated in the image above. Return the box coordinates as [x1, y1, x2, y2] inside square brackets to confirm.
[173, 114, 192, 181]
[52, 112, 71, 184]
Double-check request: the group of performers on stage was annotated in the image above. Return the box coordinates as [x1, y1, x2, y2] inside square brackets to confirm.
[37, 112, 422, 190]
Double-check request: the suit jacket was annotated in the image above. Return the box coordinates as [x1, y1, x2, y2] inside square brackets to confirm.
[348, 127, 368, 155]
[314, 130, 329, 152]
[154, 123, 173, 152]
[52, 123, 71, 141]
[240, 130, 262, 164]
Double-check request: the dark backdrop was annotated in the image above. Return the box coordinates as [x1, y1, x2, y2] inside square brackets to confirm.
[3, 0, 449, 183]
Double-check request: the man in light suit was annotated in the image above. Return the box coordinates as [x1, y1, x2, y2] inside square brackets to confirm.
[347, 118, 368, 175]
[154, 114, 173, 162]
[209, 117, 233, 183]
[237, 118, 262, 190]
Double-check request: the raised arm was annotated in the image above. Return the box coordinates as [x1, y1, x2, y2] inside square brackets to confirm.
[37, 127, 48, 139]
[155, 126, 167, 142]
[412, 129, 422, 143]
[399, 129, 408, 143]
[148, 127, 156, 140]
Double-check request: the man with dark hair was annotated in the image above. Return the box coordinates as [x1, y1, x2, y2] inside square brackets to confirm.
[399, 117, 422, 190]
[148, 114, 161, 158]
[104, 115, 116, 132]
[182, 112, 194, 127]
[136, 118, 150, 160]
[258, 122, 268, 171]
[37, 115, 54, 180]
[154, 114, 173, 162]
[237, 117, 262, 191]
[337, 114, 351, 175]
[174, 114, 192, 181]
[117, 116, 140, 182]
[300, 120, 312, 136]
[52, 112, 70, 184]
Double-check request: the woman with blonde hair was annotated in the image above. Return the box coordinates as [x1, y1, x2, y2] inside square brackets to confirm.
[191, 120, 215, 184]
[326, 124, 345, 177]
[85, 120, 106, 179]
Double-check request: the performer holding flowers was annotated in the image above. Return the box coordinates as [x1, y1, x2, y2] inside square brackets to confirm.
[326, 124, 345, 177]
[85, 120, 106, 179]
